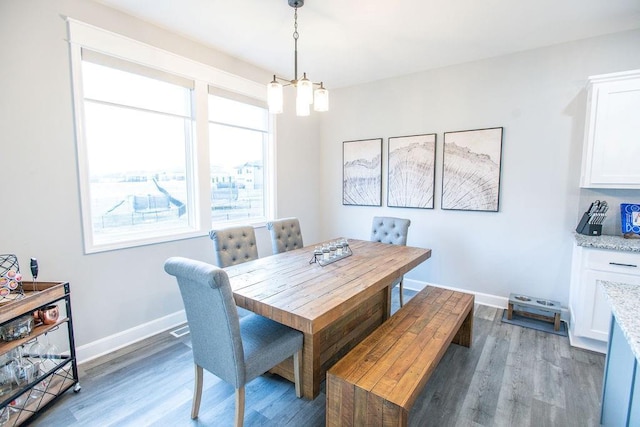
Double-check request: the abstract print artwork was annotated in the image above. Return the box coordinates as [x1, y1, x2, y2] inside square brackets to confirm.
[343, 138, 382, 206]
[442, 127, 503, 212]
[387, 133, 436, 209]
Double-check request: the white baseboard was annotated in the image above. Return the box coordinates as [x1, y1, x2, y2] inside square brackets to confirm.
[568, 329, 607, 354]
[403, 279, 571, 322]
[403, 278, 509, 309]
[76, 310, 186, 365]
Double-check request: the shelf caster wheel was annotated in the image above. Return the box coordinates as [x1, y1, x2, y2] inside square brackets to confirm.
[74, 383, 82, 393]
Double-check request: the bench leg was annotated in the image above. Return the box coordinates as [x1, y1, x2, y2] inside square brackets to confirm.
[507, 302, 514, 320]
[452, 304, 474, 348]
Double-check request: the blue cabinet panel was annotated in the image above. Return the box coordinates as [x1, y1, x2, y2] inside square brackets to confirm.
[629, 367, 640, 426]
[602, 316, 639, 426]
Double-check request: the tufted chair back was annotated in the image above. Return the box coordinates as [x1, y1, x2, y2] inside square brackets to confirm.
[371, 216, 411, 306]
[164, 257, 245, 387]
[209, 225, 259, 268]
[266, 217, 304, 254]
[370, 216, 411, 246]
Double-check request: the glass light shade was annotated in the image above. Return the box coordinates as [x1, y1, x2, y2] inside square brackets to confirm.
[267, 79, 283, 114]
[314, 86, 329, 112]
[297, 74, 313, 105]
[296, 93, 310, 116]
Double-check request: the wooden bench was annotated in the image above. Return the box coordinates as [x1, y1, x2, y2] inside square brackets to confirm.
[326, 286, 474, 427]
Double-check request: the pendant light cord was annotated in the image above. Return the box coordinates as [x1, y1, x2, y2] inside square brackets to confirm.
[293, 7, 299, 81]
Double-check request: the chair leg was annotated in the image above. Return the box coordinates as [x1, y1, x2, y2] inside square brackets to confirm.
[399, 279, 404, 307]
[235, 386, 245, 427]
[191, 364, 203, 419]
[293, 349, 302, 398]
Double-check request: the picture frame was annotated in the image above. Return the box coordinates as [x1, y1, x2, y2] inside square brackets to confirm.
[387, 133, 436, 209]
[343, 138, 382, 206]
[621, 203, 640, 235]
[441, 127, 503, 212]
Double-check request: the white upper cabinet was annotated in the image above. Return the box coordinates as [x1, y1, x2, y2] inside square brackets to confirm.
[580, 69, 640, 188]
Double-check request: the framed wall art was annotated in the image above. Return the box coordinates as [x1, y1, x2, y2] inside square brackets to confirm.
[343, 138, 382, 206]
[387, 133, 436, 209]
[441, 127, 503, 212]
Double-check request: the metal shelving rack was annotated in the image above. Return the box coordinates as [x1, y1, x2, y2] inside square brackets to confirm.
[0, 282, 80, 425]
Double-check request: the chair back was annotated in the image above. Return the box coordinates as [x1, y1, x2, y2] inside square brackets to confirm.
[266, 217, 304, 254]
[209, 225, 258, 267]
[164, 257, 246, 388]
[371, 216, 411, 246]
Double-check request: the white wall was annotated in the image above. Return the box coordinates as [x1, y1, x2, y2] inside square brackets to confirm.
[319, 29, 640, 305]
[0, 0, 320, 361]
[3, 0, 639, 360]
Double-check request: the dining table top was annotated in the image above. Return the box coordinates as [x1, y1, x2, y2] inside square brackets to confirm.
[225, 239, 432, 335]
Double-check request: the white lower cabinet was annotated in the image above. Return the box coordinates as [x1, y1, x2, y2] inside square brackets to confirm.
[569, 244, 640, 353]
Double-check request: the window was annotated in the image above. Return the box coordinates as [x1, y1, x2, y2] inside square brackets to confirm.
[68, 19, 273, 253]
[80, 60, 194, 246]
[209, 95, 269, 223]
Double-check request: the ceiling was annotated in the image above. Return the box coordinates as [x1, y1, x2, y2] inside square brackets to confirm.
[95, 0, 640, 89]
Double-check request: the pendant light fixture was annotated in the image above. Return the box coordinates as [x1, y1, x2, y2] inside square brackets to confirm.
[267, 0, 328, 116]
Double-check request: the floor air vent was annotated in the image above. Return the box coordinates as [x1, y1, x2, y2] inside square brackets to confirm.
[170, 325, 190, 338]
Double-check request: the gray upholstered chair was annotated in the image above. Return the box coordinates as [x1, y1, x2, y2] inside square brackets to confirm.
[266, 217, 304, 254]
[370, 216, 411, 306]
[210, 225, 258, 318]
[164, 257, 303, 427]
[209, 225, 259, 267]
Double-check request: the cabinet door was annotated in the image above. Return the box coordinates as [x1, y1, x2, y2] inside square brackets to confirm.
[576, 269, 640, 342]
[582, 76, 640, 188]
[575, 269, 613, 341]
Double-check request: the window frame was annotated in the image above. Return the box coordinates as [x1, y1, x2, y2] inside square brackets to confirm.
[68, 18, 275, 253]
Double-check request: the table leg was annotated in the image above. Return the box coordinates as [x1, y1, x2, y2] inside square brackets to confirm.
[269, 332, 319, 400]
[301, 332, 320, 399]
[383, 285, 392, 320]
[272, 288, 389, 400]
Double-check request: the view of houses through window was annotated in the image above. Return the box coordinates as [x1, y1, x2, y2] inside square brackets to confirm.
[208, 95, 268, 223]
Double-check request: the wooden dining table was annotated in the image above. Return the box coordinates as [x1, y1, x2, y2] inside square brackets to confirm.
[224, 238, 432, 399]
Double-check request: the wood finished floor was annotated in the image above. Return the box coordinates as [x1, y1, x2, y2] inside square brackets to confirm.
[31, 289, 605, 426]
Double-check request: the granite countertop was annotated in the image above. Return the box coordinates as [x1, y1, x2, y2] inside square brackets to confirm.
[600, 280, 640, 361]
[575, 233, 640, 253]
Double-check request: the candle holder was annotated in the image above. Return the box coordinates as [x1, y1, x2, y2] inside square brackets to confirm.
[309, 240, 353, 266]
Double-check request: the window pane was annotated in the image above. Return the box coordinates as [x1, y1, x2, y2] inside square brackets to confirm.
[209, 124, 266, 222]
[82, 62, 191, 117]
[209, 96, 268, 131]
[81, 63, 194, 245]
